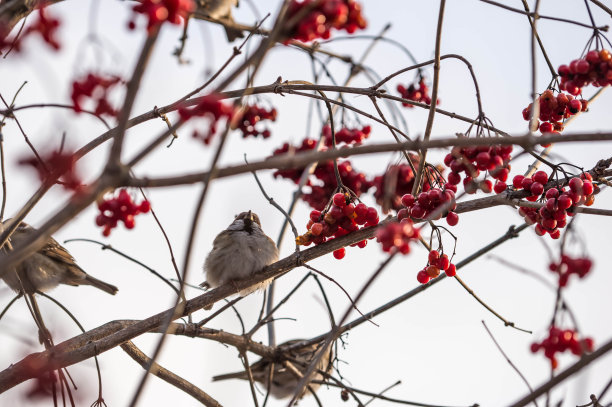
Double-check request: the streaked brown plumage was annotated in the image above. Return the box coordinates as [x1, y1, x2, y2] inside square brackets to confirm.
[213, 339, 333, 399]
[0, 220, 118, 295]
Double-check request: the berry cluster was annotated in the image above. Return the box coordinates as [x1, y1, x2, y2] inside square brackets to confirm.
[71, 73, 122, 118]
[272, 139, 370, 210]
[369, 159, 445, 211]
[558, 49, 612, 95]
[178, 94, 236, 144]
[397, 187, 458, 226]
[549, 254, 593, 287]
[285, 0, 366, 43]
[235, 104, 277, 139]
[397, 79, 438, 107]
[445, 144, 513, 195]
[18, 6, 61, 52]
[530, 326, 594, 369]
[375, 218, 420, 255]
[1, 6, 61, 53]
[306, 161, 369, 210]
[96, 189, 151, 237]
[416, 250, 456, 284]
[296, 192, 378, 259]
[19, 150, 81, 190]
[521, 90, 587, 146]
[514, 172, 596, 239]
[322, 124, 371, 146]
[128, 0, 195, 32]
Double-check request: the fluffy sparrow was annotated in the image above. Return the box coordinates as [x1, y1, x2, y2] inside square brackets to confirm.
[201, 211, 278, 296]
[0, 220, 118, 295]
[197, 0, 244, 42]
[212, 339, 333, 399]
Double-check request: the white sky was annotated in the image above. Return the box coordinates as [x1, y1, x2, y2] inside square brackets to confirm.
[1, 1, 611, 406]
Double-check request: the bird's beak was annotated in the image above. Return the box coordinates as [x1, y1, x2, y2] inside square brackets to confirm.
[244, 210, 253, 228]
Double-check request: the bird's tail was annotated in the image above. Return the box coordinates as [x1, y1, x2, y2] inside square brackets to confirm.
[212, 371, 248, 381]
[224, 26, 244, 42]
[84, 275, 118, 295]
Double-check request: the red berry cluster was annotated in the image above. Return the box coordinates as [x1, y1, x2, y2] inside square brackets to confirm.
[285, 0, 366, 43]
[296, 192, 379, 259]
[178, 94, 236, 144]
[530, 326, 594, 369]
[128, 0, 195, 32]
[235, 104, 277, 139]
[370, 158, 445, 211]
[397, 187, 458, 227]
[514, 172, 596, 239]
[558, 49, 612, 95]
[444, 144, 513, 195]
[416, 250, 456, 284]
[397, 79, 438, 107]
[521, 90, 587, 147]
[2, 6, 61, 53]
[272, 139, 370, 210]
[19, 150, 82, 190]
[71, 73, 122, 118]
[376, 218, 420, 255]
[549, 254, 593, 287]
[21, 6, 61, 51]
[96, 189, 151, 237]
[322, 124, 371, 146]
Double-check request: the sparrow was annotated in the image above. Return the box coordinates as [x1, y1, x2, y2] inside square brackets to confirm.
[197, 0, 244, 42]
[201, 211, 278, 296]
[0, 220, 118, 295]
[212, 339, 333, 399]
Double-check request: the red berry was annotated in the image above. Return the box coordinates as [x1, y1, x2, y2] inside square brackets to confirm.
[416, 270, 430, 284]
[333, 248, 346, 260]
[333, 193, 346, 207]
[494, 181, 506, 194]
[513, 175, 525, 189]
[446, 211, 459, 226]
[428, 250, 440, 263]
[445, 264, 456, 277]
[533, 171, 548, 185]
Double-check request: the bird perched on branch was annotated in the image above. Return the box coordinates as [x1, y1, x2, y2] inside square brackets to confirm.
[0, 220, 118, 295]
[212, 339, 334, 399]
[197, 0, 244, 42]
[201, 211, 278, 296]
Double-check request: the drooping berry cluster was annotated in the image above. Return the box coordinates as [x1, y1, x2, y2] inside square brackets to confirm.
[530, 326, 594, 369]
[272, 139, 370, 210]
[397, 187, 458, 227]
[297, 192, 378, 259]
[285, 0, 367, 43]
[178, 94, 236, 144]
[521, 90, 587, 146]
[514, 172, 596, 239]
[549, 254, 593, 287]
[128, 0, 195, 32]
[397, 79, 438, 107]
[235, 104, 277, 139]
[445, 144, 513, 195]
[375, 218, 420, 255]
[19, 150, 81, 191]
[369, 158, 445, 211]
[415, 250, 456, 284]
[13, 6, 61, 52]
[322, 124, 371, 146]
[71, 73, 122, 118]
[558, 49, 612, 95]
[96, 189, 151, 236]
